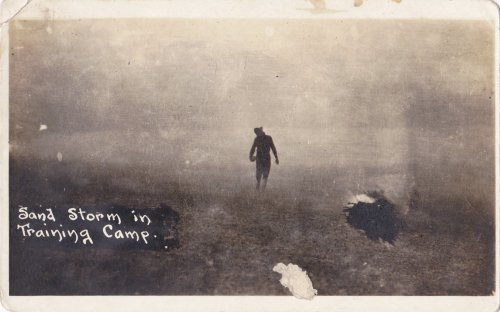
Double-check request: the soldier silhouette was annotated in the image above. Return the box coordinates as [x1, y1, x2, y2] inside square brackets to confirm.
[249, 127, 279, 191]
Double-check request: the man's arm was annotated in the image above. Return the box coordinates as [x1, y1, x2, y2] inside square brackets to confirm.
[249, 138, 257, 161]
[270, 137, 279, 164]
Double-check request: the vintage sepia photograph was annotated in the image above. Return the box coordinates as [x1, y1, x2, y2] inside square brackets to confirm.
[2, 0, 498, 307]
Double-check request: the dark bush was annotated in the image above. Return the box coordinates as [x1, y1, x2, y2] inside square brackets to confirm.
[344, 193, 404, 245]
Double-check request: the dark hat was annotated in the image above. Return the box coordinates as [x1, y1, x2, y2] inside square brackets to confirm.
[254, 127, 263, 134]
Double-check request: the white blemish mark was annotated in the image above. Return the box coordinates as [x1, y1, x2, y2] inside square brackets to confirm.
[185, 160, 190, 165]
[39, 124, 47, 131]
[46, 26, 53, 34]
[264, 26, 275, 37]
[273, 263, 317, 300]
[381, 240, 394, 249]
[56, 152, 63, 162]
[347, 193, 376, 206]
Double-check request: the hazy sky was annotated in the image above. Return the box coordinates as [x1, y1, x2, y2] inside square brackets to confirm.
[10, 19, 494, 173]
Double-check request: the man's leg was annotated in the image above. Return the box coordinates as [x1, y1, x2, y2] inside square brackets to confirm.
[261, 162, 271, 191]
[256, 162, 262, 190]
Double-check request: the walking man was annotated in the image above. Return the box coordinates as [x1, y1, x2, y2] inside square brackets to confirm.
[249, 127, 279, 191]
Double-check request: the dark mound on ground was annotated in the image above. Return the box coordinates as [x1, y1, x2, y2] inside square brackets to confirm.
[343, 193, 403, 245]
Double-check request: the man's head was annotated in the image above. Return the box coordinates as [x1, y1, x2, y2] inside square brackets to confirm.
[254, 127, 264, 136]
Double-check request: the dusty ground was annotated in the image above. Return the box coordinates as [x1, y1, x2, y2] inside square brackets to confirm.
[9, 157, 494, 295]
